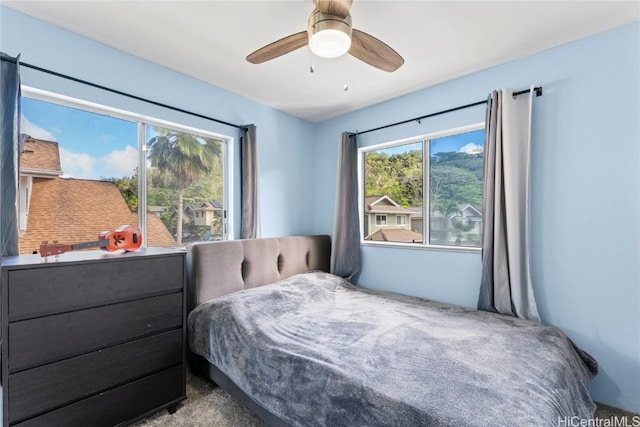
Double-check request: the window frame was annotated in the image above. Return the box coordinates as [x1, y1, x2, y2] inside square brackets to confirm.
[21, 86, 236, 245]
[358, 122, 484, 253]
[396, 215, 407, 226]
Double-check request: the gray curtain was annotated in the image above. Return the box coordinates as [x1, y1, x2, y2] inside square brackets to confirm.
[241, 124, 259, 239]
[331, 132, 361, 279]
[478, 88, 540, 321]
[0, 53, 21, 257]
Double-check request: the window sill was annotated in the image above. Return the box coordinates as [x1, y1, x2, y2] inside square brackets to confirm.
[360, 240, 482, 254]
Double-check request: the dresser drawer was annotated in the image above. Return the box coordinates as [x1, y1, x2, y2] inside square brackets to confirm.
[9, 293, 183, 372]
[14, 366, 184, 427]
[8, 329, 183, 424]
[8, 255, 184, 320]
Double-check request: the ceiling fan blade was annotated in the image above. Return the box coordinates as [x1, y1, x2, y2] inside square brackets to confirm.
[314, 0, 353, 19]
[246, 31, 309, 64]
[349, 29, 404, 72]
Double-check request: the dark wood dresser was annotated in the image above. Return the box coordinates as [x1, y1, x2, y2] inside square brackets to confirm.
[0, 248, 186, 426]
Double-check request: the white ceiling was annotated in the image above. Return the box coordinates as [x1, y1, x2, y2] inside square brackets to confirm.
[4, 1, 639, 122]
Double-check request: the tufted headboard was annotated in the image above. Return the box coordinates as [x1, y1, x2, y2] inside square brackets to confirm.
[185, 235, 331, 312]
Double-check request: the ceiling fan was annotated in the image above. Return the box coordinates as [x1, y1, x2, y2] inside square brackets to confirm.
[246, 0, 404, 72]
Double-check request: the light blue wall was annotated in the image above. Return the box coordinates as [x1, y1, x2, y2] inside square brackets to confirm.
[2, 4, 639, 414]
[0, 6, 316, 239]
[313, 23, 640, 413]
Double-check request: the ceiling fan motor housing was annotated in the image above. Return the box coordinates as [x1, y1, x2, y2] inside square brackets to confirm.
[308, 8, 353, 58]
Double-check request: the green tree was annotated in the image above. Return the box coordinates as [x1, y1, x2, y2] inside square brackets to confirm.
[147, 129, 221, 245]
[364, 149, 423, 207]
[430, 164, 481, 207]
[108, 173, 138, 213]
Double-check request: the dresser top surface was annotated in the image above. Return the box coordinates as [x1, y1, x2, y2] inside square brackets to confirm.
[1, 247, 186, 269]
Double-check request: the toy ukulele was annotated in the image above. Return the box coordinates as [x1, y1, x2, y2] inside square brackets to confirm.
[39, 225, 142, 257]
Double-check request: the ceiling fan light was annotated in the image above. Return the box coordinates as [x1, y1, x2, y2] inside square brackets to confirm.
[308, 9, 352, 59]
[310, 29, 351, 58]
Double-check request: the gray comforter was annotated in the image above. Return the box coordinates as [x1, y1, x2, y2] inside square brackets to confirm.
[188, 271, 597, 426]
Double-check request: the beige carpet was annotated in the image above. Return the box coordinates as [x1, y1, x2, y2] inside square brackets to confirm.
[134, 373, 636, 426]
[131, 373, 265, 427]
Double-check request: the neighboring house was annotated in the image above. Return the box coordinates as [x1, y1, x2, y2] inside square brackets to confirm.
[399, 202, 483, 245]
[148, 205, 165, 217]
[455, 204, 482, 226]
[409, 207, 423, 234]
[363, 194, 482, 245]
[430, 203, 483, 246]
[364, 195, 423, 242]
[453, 204, 482, 244]
[18, 137, 176, 254]
[19, 137, 63, 233]
[189, 200, 223, 227]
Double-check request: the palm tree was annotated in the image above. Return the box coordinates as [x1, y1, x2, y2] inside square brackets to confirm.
[147, 129, 221, 245]
[430, 198, 460, 244]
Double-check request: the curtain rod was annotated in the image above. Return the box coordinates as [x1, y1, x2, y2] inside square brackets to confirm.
[357, 86, 543, 136]
[1, 55, 248, 132]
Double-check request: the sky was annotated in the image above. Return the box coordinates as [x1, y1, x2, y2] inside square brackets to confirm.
[378, 129, 485, 156]
[21, 97, 140, 180]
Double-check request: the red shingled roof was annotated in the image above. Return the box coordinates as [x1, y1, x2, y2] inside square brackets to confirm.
[19, 178, 176, 254]
[20, 138, 63, 175]
[367, 228, 424, 243]
[365, 195, 415, 214]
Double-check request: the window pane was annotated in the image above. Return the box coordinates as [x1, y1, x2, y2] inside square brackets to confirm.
[363, 142, 424, 244]
[146, 125, 224, 246]
[19, 97, 139, 255]
[429, 129, 485, 247]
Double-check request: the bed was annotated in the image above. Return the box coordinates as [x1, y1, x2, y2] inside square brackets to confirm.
[186, 235, 597, 426]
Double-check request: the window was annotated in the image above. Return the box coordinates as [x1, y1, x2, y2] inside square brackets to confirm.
[361, 124, 485, 249]
[18, 88, 231, 254]
[375, 215, 387, 225]
[145, 124, 225, 246]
